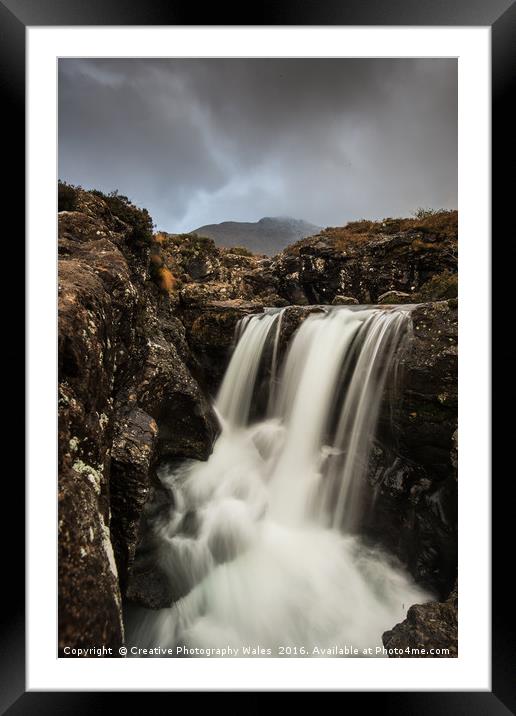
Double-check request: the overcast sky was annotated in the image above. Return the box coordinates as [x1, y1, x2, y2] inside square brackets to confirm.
[58, 58, 457, 232]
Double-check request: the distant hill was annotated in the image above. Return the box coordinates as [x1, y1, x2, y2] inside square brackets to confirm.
[192, 216, 322, 256]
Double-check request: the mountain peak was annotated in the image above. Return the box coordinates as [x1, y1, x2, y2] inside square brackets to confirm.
[193, 216, 322, 256]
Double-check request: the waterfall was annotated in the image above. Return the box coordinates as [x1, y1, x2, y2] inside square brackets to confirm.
[266, 309, 363, 526]
[128, 306, 431, 657]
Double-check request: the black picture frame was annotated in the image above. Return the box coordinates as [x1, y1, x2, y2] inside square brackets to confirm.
[5, 0, 514, 709]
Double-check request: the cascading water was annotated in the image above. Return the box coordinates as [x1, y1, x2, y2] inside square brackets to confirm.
[128, 306, 431, 657]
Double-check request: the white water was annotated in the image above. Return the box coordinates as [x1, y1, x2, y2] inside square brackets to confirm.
[129, 306, 431, 657]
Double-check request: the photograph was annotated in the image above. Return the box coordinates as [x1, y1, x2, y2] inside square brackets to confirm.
[57, 57, 459, 660]
[0, 0, 510, 700]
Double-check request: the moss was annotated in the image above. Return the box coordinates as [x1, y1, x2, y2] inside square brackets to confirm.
[415, 271, 458, 302]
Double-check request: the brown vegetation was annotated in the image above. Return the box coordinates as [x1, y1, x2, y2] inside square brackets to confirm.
[286, 210, 458, 256]
[155, 266, 176, 294]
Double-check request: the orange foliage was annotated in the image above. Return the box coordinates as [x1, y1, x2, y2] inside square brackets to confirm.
[156, 266, 176, 293]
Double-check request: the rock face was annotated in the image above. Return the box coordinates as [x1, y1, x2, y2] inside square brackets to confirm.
[58, 187, 219, 652]
[182, 300, 265, 393]
[382, 582, 458, 657]
[125, 478, 178, 610]
[109, 406, 158, 594]
[157, 231, 285, 307]
[363, 300, 458, 599]
[154, 232, 285, 392]
[271, 212, 457, 306]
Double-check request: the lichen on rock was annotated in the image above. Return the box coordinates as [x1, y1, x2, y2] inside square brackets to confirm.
[58, 186, 220, 652]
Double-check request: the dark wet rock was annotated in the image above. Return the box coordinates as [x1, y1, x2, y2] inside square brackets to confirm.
[181, 300, 266, 393]
[276, 305, 325, 359]
[362, 299, 458, 597]
[126, 481, 180, 609]
[451, 429, 458, 477]
[129, 332, 219, 459]
[110, 406, 159, 592]
[126, 565, 174, 610]
[365, 463, 457, 598]
[395, 300, 458, 476]
[119, 451, 208, 612]
[382, 582, 458, 658]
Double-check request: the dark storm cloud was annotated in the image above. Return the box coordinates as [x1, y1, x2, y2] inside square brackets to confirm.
[58, 58, 457, 231]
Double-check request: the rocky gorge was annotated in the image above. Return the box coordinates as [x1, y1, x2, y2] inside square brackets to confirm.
[58, 184, 458, 658]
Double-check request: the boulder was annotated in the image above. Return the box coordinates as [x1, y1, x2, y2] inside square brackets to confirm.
[332, 295, 359, 305]
[377, 290, 411, 304]
[382, 582, 458, 658]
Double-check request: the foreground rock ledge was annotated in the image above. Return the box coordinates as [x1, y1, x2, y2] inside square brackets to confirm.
[382, 583, 458, 658]
[58, 189, 219, 652]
